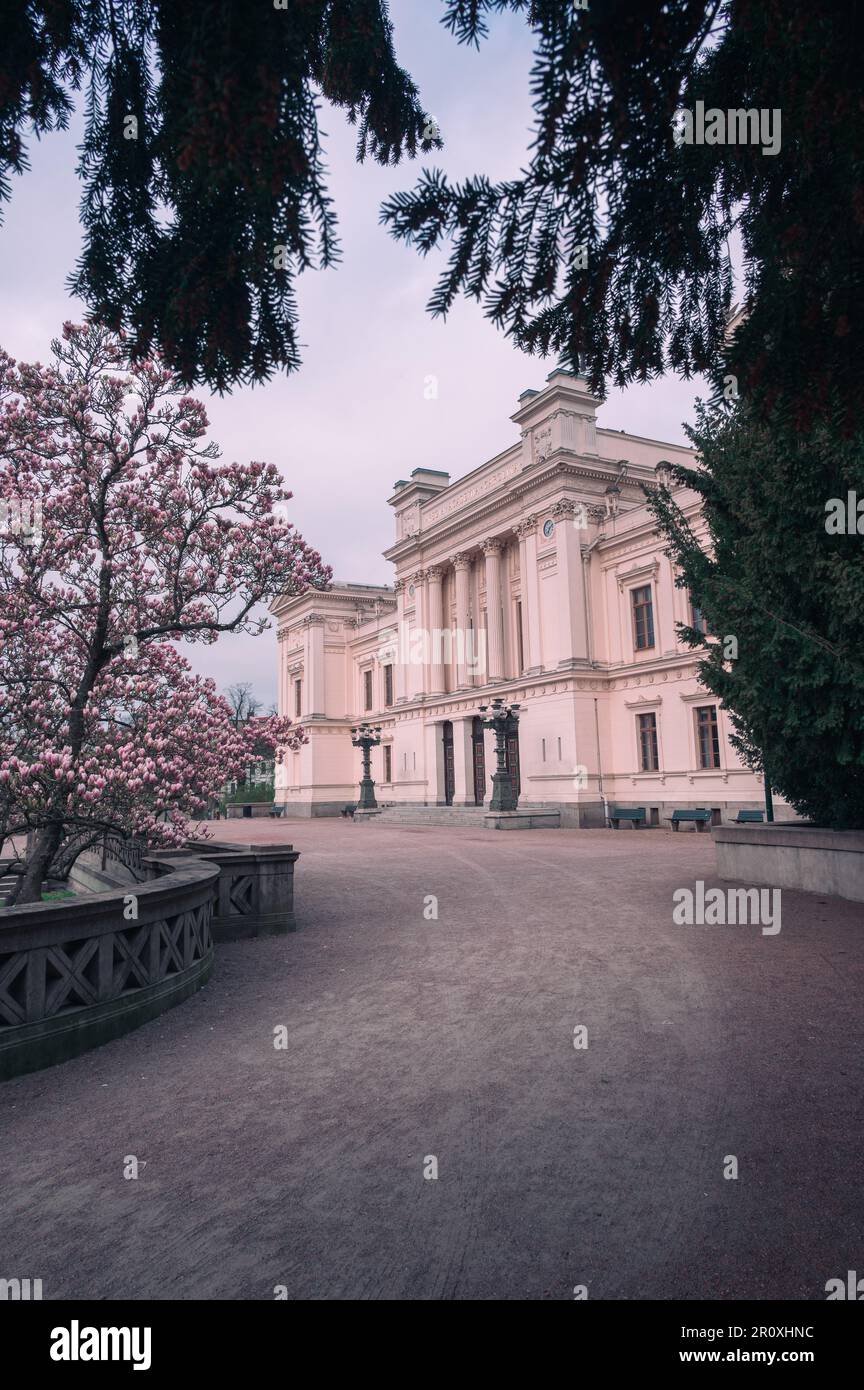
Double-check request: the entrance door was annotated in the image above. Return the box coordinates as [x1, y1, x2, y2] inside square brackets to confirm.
[472, 717, 486, 806]
[505, 728, 521, 798]
[442, 721, 455, 806]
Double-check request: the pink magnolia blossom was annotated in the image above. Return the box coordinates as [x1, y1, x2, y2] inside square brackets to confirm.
[0, 323, 330, 903]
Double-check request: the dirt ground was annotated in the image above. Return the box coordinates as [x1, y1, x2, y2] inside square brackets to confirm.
[2, 820, 862, 1300]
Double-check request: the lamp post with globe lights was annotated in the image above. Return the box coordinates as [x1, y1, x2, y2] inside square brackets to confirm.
[478, 698, 521, 812]
[350, 722, 382, 810]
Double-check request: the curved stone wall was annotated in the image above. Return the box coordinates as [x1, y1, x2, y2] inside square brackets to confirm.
[0, 855, 217, 1082]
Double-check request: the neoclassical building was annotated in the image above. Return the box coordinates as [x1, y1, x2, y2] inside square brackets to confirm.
[271, 370, 781, 825]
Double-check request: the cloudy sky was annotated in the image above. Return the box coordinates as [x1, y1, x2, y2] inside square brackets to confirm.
[1, 1, 708, 707]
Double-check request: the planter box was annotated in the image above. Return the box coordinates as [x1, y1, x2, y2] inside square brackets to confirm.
[713, 823, 864, 904]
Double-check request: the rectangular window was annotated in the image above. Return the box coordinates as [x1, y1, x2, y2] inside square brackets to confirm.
[384, 664, 393, 707]
[383, 745, 392, 782]
[631, 585, 655, 651]
[364, 669, 373, 712]
[294, 679, 302, 718]
[690, 595, 707, 635]
[637, 712, 659, 772]
[695, 705, 721, 769]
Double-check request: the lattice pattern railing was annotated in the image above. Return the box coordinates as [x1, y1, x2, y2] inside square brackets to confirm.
[21, 827, 146, 883]
[1, 842, 296, 1079]
[0, 902, 212, 1030]
[102, 832, 146, 877]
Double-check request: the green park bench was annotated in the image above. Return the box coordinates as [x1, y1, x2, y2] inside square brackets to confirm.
[735, 809, 764, 823]
[671, 807, 712, 832]
[609, 805, 647, 829]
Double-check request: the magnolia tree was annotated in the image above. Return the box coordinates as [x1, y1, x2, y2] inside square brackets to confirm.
[0, 323, 330, 904]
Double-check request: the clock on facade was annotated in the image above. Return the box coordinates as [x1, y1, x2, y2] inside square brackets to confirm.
[543, 518, 555, 538]
[408, 583, 415, 596]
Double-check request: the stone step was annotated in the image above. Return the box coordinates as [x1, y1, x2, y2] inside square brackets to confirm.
[377, 811, 488, 817]
[375, 806, 488, 825]
[369, 805, 556, 828]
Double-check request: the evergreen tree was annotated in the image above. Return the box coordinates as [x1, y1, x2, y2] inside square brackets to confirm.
[383, 0, 863, 430]
[645, 402, 864, 829]
[1, 1, 439, 389]
[6, 3, 859, 414]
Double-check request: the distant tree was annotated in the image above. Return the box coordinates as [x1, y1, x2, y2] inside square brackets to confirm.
[223, 685, 277, 795]
[0, 323, 327, 902]
[382, 0, 862, 430]
[646, 400, 864, 829]
[1, 1, 440, 389]
[225, 683, 262, 728]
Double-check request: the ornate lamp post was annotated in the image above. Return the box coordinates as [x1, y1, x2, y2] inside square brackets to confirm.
[350, 722, 382, 810]
[478, 699, 521, 812]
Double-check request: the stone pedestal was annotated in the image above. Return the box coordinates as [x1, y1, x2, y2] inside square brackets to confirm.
[181, 841, 300, 939]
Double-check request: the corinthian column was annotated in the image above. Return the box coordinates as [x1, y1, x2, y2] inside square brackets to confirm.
[304, 613, 326, 716]
[393, 579, 407, 702]
[453, 552, 473, 688]
[515, 514, 543, 673]
[408, 570, 426, 698]
[482, 538, 505, 683]
[550, 501, 588, 664]
[426, 565, 446, 694]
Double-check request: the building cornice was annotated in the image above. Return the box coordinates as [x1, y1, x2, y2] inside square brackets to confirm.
[383, 456, 655, 563]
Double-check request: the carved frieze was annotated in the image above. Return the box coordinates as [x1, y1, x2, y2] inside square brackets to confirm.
[422, 460, 521, 526]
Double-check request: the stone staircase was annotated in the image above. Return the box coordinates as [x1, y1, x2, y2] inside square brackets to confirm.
[373, 805, 491, 827]
[362, 804, 561, 830]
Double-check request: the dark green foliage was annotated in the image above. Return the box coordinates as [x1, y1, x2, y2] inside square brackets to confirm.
[646, 402, 864, 828]
[383, 0, 864, 430]
[1, 1, 439, 389]
[222, 784, 274, 807]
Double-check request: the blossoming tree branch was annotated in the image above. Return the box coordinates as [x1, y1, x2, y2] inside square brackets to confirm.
[0, 323, 330, 904]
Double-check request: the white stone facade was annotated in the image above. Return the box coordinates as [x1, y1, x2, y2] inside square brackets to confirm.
[271, 370, 785, 825]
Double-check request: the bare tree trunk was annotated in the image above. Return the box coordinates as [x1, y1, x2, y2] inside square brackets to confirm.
[9, 822, 63, 906]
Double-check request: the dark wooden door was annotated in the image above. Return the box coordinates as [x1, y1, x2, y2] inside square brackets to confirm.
[442, 721, 455, 805]
[472, 717, 486, 805]
[505, 729, 521, 798]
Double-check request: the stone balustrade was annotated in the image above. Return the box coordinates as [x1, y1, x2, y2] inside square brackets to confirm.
[151, 840, 300, 940]
[0, 837, 300, 1081]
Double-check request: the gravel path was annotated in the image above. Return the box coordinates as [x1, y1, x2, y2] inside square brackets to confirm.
[2, 821, 862, 1300]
